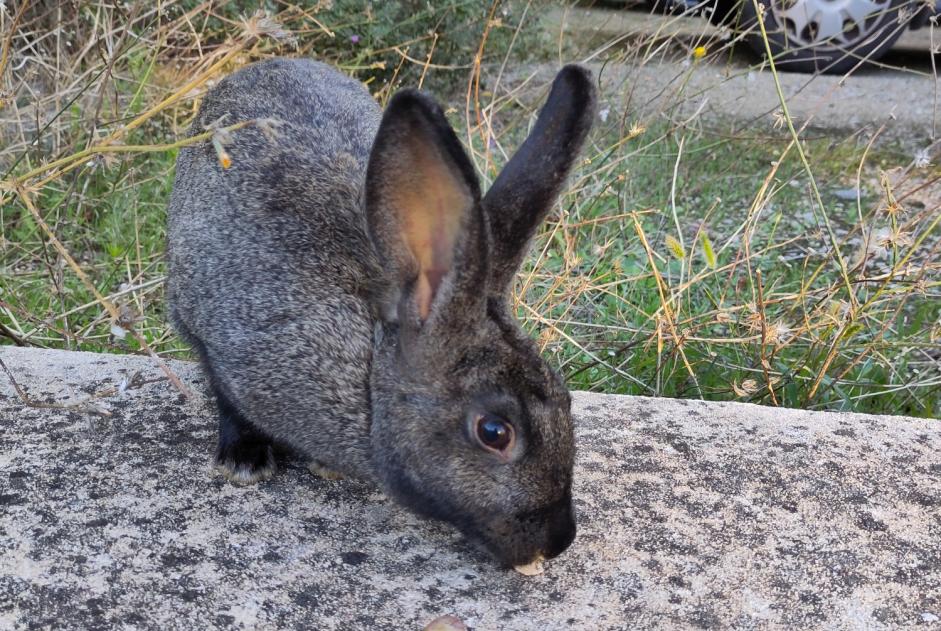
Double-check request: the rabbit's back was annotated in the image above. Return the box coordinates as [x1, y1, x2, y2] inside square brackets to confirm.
[167, 59, 383, 476]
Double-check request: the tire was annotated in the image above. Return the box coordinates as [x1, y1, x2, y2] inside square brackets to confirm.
[701, 0, 745, 25]
[655, 0, 743, 22]
[740, 0, 913, 74]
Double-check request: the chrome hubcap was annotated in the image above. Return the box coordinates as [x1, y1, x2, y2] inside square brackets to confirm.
[771, 0, 894, 47]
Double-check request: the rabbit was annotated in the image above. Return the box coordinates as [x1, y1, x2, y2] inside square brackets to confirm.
[166, 58, 596, 568]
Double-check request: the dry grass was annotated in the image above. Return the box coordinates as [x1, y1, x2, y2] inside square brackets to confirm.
[1, 1, 939, 416]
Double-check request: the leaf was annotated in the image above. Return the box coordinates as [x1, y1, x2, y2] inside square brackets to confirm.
[424, 616, 468, 631]
[700, 231, 716, 268]
[665, 235, 685, 260]
[844, 323, 864, 338]
[732, 379, 758, 397]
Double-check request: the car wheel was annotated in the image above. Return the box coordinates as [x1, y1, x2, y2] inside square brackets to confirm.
[700, 0, 746, 25]
[740, 0, 913, 73]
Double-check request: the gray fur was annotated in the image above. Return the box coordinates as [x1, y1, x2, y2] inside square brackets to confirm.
[166, 58, 596, 566]
[168, 59, 382, 476]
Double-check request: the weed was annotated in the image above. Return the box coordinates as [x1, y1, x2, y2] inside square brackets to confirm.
[0, 1, 938, 417]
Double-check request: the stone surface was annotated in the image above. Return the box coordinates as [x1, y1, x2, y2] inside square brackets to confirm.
[0, 346, 939, 630]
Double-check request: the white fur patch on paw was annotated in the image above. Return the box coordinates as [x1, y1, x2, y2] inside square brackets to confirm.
[308, 461, 344, 480]
[214, 456, 276, 486]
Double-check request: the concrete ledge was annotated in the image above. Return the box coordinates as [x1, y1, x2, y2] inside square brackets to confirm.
[1, 347, 938, 629]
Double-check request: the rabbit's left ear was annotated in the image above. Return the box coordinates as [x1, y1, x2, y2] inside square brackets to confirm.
[365, 90, 486, 326]
[482, 65, 597, 297]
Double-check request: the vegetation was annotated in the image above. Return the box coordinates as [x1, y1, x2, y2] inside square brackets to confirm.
[1, 1, 938, 416]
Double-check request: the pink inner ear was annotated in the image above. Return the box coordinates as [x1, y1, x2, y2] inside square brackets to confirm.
[415, 203, 454, 318]
[411, 206, 453, 319]
[392, 136, 473, 321]
[415, 273, 433, 320]
[416, 267, 447, 319]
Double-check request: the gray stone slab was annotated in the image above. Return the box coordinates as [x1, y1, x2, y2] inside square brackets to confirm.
[0, 346, 938, 630]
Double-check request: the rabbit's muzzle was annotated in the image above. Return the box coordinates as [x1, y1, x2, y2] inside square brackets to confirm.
[514, 491, 577, 561]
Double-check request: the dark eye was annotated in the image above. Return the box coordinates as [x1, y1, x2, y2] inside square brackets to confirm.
[475, 414, 514, 453]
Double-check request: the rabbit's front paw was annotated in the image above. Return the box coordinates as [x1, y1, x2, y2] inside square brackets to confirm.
[214, 442, 276, 485]
[308, 461, 344, 480]
[212, 392, 276, 485]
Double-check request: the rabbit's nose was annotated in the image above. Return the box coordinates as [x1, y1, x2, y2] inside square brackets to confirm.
[543, 500, 576, 559]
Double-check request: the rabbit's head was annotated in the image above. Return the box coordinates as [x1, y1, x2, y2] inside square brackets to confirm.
[364, 66, 596, 567]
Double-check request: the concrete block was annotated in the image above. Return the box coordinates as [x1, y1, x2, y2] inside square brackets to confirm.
[0, 347, 938, 629]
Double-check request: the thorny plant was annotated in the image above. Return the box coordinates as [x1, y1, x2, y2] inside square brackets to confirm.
[0, 1, 939, 416]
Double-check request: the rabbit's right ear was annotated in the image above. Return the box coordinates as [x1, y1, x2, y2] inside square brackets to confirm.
[365, 90, 485, 327]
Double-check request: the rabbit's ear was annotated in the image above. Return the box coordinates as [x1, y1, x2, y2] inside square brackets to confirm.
[482, 65, 596, 296]
[366, 89, 484, 324]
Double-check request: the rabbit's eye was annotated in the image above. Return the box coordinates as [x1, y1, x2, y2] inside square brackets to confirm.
[475, 414, 514, 453]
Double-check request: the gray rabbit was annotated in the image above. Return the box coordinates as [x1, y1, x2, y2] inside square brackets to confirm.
[166, 58, 596, 568]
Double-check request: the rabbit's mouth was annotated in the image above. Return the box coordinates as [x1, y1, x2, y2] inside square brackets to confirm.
[372, 449, 577, 567]
[521, 494, 578, 560]
[473, 493, 577, 568]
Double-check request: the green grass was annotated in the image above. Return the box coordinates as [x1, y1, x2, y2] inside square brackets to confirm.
[517, 123, 940, 416]
[1, 1, 938, 418]
[1, 149, 178, 354]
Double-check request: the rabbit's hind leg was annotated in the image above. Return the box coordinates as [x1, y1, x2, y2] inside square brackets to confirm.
[213, 389, 277, 485]
[178, 323, 276, 485]
[308, 461, 344, 480]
